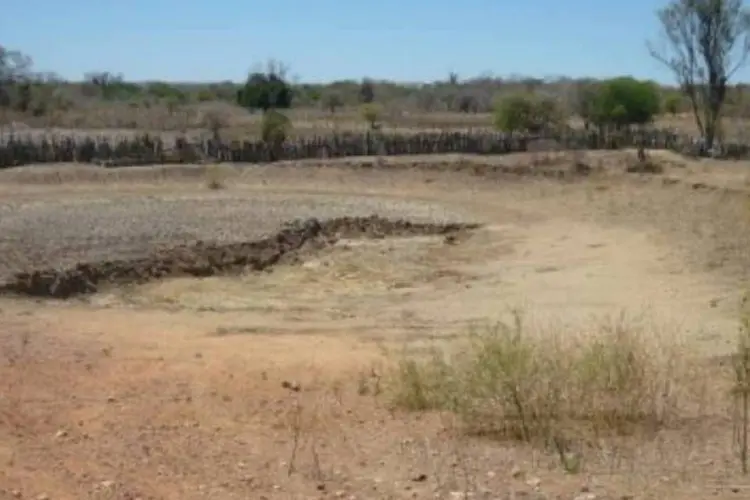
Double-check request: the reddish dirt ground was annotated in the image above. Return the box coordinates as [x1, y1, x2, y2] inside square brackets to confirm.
[2, 153, 750, 499]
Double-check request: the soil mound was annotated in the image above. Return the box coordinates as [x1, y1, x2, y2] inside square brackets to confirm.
[0, 215, 479, 299]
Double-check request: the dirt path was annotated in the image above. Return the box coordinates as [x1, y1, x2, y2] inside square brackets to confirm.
[0, 170, 745, 499]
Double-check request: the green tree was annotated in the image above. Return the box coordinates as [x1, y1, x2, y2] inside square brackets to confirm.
[493, 93, 561, 134]
[649, 0, 750, 150]
[148, 82, 186, 102]
[359, 78, 375, 103]
[588, 77, 661, 128]
[237, 71, 293, 111]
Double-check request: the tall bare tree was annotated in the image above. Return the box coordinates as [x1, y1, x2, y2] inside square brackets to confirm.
[649, 0, 750, 152]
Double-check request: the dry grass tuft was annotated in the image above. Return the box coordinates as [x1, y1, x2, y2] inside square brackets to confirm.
[389, 311, 708, 470]
[204, 163, 231, 190]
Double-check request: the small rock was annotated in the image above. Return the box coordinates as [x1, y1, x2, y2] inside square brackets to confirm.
[35, 494, 49, 500]
[281, 380, 301, 392]
[99, 480, 115, 489]
[411, 473, 428, 482]
[106, 395, 116, 403]
[486, 471, 496, 479]
[11, 490, 21, 498]
[317, 483, 326, 491]
[574, 494, 596, 500]
[334, 491, 346, 498]
[54, 429, 67, 439]
[510, 465, 524, 479]
[525, 476, 541, 488]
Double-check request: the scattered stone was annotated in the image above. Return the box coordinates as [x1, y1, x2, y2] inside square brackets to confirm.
[54, 429, 67, 439]
[525, 476, 541, 488]
[574, 493, 596, 500]
[411, 473, 428, 482]
[11, 490, 22, 498]
[281, 380, 301, 392]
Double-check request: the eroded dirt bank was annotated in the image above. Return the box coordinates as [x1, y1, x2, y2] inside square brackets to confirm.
[0, 215, 479, 299]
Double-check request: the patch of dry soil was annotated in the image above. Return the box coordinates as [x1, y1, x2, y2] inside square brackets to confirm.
[0, 166, 747, 499]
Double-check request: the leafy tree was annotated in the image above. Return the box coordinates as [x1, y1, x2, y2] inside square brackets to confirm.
[84, 71, 138, 100]
[148, 82, 187, 102]
[493, 93, 562, 134]
[197, 89, 215, 102]
[0, 46, 33, 112]
[237, 70, 293, 111]
[588, 77, 661, 128]
[359, 78, 375, 103]
[649, 0, 750, 150]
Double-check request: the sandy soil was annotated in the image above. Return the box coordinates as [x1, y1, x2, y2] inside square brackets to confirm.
[2, 153, 750, 499]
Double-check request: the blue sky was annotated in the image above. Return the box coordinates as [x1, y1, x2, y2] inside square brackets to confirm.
[1, 0, 740, 84]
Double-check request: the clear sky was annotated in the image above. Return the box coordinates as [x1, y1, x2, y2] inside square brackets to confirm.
[2, 0, 744, 84]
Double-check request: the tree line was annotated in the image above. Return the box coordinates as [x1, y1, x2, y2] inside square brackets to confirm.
[2, 0, 750, 153]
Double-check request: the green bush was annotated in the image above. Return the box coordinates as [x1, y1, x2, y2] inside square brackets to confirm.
[493, 93, 562, 134]
[261, 110, 291, 149]
[589, 77, 661, 128]
[361, 103, 382, 129]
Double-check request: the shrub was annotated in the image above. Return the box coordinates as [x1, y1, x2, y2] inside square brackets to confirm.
[388, 313, 692, 449]
[590, 77, 661, 128]
[323, 91, 344, 113]
[493, 93, 562, 134]
[261, 110, 291, 159]
[361, 103, 382, 129]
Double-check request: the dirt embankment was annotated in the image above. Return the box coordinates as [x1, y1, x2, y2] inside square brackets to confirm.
[0, 215, 479, 299]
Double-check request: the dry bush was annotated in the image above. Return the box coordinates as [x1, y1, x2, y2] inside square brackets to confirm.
[625, 147, 664, 174]
[388, 312, 706, 470]
[204, 163, 234, 190]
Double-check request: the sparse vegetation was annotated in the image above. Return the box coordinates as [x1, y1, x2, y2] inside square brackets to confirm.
[6, 1, 750, 497]
[389, 313, 695, 452]
[360, 102, 382, 130]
